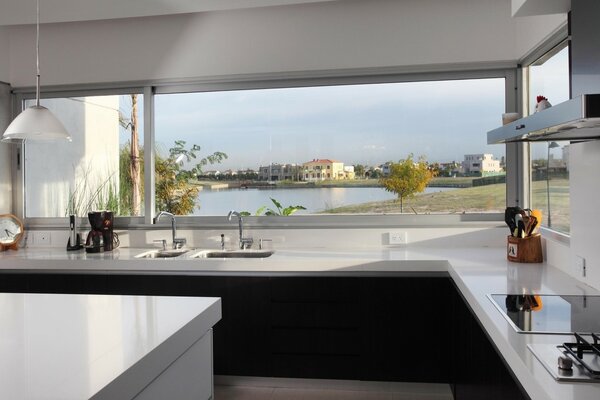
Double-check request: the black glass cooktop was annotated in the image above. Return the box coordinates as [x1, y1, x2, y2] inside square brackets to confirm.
[489, 294, 600, 334]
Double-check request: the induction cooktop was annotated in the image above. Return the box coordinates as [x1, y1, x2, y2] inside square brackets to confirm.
[488, 294, 600, 334]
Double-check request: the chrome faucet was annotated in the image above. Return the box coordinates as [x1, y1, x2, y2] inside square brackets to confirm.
[227, 210, 253, 250]
[154, 211, 186, 249]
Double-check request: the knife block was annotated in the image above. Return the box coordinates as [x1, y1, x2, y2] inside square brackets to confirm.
[507, 234, 543, 263]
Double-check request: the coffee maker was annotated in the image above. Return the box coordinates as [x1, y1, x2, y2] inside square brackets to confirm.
[85, 211, 117, 253]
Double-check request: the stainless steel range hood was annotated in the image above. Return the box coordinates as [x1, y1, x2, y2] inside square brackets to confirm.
[488, 0, 600, 144]
[487, 94, 600, 143]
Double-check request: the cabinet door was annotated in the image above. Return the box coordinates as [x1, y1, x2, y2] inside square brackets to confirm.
[363, 277, 453, 383]
[268, 277, 364, 379]
[452, 286, 530, 400]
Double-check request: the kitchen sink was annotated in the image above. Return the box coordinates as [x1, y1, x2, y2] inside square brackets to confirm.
[135, 249, 190, 259]
[191, 249, 275, 259]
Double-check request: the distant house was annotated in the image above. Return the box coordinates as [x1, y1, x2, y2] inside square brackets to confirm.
[343, 166, 355, 180]
[302, 159, 345, 181]
[258, 163, 302, 181]
[204, 170, 221, 177]
[380, 162, 393, 177]
[462, 154, 502, 177]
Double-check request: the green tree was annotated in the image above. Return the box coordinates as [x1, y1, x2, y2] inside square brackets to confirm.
[379, 154, 434, 213]
[354, 164, 366, 179]
[155, 140, 227, 215]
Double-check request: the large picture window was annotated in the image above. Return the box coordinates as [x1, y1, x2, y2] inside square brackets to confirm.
[154, 78, 506, 216]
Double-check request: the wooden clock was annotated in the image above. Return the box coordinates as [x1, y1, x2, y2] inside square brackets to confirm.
[0, 214, 24, 251]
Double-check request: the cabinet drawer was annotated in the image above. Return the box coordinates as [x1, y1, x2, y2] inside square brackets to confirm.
[270, 327, 361, 355]
[271, 302, 359, 328]
[270, 277, 360, 302]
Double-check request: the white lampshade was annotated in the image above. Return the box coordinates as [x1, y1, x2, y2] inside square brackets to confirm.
[2, 105, 71, 142]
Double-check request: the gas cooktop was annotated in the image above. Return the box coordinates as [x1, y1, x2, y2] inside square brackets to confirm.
[529, 333, 600, 383]
[488, 294, 600, 334]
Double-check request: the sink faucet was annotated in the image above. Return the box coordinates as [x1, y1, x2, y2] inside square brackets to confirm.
[154, 211, 186, 249]
[227, 210, 253, 250]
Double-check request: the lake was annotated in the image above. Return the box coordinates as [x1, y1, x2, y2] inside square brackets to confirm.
[193, 186, 455, 215]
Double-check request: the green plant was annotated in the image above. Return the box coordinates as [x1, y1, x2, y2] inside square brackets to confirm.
[155, 140, 227, 215]
[66, 164, 120, 216]
[241, 198, 306, 216]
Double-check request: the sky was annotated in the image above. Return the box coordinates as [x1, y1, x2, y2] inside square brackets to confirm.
[118, 46, 569, 173]
[152, 78, 507, 171]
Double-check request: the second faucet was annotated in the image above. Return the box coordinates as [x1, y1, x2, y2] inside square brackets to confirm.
[227, 210, 253, 250]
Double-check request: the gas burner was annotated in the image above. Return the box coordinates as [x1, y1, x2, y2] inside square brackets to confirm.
[528, 332, 600, 383]
[560, 333, 600, 377]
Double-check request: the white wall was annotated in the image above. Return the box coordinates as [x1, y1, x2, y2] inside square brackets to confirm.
[0, 83, 11, 214]
[563, 142, 600, 289]
[0, 27, 9, 83]
[514, 13, 567, 60]
[7, 0, 527, 87]
[25, 96, 120, 217]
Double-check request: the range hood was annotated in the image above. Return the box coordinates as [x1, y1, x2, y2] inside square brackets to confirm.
[488, 0, 600, 144]
[487, 94, 600, 143]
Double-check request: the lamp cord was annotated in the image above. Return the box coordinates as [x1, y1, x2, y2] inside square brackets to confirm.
[35, 0, 40, 107]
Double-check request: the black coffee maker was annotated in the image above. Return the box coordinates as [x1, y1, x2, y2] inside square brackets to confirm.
[85, 211, 117, 253]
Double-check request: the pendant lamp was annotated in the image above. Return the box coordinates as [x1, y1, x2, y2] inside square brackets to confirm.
[2, 0, 70, 142]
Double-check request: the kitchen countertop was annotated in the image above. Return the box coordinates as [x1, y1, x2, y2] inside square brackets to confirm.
[0, 292, 221, 400]
[0, 245, 599, 400]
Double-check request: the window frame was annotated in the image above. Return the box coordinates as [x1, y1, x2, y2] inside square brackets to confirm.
[11, 67, 518, 229]
[520, 27, 571, 244]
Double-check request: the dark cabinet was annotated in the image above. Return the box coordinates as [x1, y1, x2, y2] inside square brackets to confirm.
[0, 271, 529, 399]
[451, 283, 530, 400]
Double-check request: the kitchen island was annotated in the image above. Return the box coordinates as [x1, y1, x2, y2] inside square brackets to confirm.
[0, 292, 221, 400]
[0, 244, 598, 400]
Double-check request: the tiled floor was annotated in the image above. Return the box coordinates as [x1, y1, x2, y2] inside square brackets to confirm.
[214, 376, 453, 400]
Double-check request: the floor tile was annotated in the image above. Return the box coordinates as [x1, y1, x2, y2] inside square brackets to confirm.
[271, 388, 393, 400]
[214, 385, 274, 400]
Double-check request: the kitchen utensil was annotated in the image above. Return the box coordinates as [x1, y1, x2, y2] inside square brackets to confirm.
[505, 207, 522, 235]
[514, 214, 523, 237]
[67, 214, 83, 251]
[530, 210, 542, 233]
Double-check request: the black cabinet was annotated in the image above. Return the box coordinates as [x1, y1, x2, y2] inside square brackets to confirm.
[451, 283, 530, 400]
[0, 271, 530, 399]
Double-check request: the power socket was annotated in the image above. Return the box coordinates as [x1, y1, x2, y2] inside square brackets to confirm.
[575, 255, 586, 278]
[33, 231, 52, 246]
[388, 231, 408, 245]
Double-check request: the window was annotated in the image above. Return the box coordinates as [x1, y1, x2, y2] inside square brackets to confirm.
[23, 94, 144, 218]
[528, 44, 570, 234]
[154, 78, 506, 216]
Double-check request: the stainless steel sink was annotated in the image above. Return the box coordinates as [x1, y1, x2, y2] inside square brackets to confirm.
[135, 249, 189, 259]
[191, 249, 274, 259]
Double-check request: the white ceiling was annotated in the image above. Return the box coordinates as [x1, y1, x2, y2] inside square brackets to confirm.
[0, 0, 341, 26]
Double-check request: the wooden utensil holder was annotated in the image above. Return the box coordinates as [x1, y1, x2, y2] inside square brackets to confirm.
[507, 234, 543, 263]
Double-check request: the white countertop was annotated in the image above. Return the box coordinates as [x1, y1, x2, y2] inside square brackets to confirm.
[0, 292, 221, 400]
[0, 245, 599, 400]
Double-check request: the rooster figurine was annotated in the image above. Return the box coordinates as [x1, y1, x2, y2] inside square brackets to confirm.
[535, 95, 552, 112]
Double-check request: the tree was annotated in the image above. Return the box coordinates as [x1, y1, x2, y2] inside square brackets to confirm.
[155, 141, 227, 215]
[119, 94, 142, 215]
[379, 154, 434, 213]
[354, 164, 366, 179]
[118, 144, 144, 215]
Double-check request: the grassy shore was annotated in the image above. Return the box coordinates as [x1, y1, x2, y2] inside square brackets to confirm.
[324, 183, 507, 214]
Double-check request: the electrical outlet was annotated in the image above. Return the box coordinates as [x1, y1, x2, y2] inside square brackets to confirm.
[575, 255, 586, 278]
[33, 231, 51, 246]
[388, 231, 408, 245]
